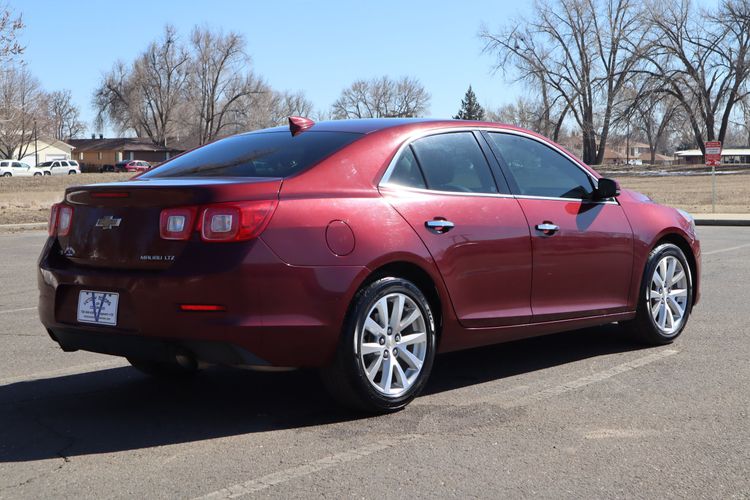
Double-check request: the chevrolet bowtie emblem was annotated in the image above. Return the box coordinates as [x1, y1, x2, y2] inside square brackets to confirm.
[95, 216, 122, 230]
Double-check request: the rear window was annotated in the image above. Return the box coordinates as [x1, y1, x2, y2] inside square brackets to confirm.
[142, 131, 362, 179]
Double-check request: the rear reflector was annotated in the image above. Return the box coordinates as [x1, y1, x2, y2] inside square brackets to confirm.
[179, 304, 226, 312]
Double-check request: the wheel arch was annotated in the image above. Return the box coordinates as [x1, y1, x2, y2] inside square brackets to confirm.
[357, 260, 445, 338]
[653, 231, 699, 307]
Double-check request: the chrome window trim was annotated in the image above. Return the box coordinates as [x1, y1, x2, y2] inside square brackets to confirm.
[380, 184, 617, 204]
[514, 194, 618, 205]
[379, 126, 601, 191]
[379, 183, 516, 199]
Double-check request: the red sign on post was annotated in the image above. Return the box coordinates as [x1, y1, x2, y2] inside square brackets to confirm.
[705, 141, 722, 167]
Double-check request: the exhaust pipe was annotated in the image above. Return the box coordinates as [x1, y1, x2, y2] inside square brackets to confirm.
[174, 348, 198, 371]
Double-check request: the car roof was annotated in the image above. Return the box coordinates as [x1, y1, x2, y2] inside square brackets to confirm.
[241, 118, 524, 136]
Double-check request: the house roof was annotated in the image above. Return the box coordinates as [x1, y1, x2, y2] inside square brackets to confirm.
[601, 147, 636, 160]
[68, 138, 181, 153]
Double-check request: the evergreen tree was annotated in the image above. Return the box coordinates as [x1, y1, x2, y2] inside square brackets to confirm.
[454, 85, 485, 120]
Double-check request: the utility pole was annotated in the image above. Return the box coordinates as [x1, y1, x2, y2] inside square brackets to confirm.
[34, 120, 38, 166]
[626, 120, 630, 167]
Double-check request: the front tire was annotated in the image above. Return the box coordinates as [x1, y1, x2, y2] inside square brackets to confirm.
[321, 277, 436, 413]
[623, 243, 693, 345]
[2, 172, 11, 177]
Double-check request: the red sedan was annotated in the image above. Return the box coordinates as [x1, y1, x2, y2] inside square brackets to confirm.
[38, 118, 700, 412]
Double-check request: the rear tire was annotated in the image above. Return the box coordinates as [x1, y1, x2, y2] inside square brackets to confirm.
[34, 172, 41, 176]
[321, 277, 436, 413]
[622, 243, 693, 345]
[68, 170, 76, 175]
[127, 357, 197, 378]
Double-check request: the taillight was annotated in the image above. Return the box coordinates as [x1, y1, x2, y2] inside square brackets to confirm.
[58, 206, 73, 236]
[48, 204, 60, 236]
[160, 207, 197, 240]
[48, 203, 73, 237]
[200, 200, 278, 242]
[158, 200, 277, 242]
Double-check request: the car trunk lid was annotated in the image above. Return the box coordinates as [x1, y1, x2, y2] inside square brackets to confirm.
[58, 178, 282, 270]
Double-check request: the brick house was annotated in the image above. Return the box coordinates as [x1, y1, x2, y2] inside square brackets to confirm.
[68, 137, 183, 172]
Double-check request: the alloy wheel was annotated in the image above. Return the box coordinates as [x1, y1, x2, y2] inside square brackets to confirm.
[358, 292, 428, 397]
[649, 255, 689, 336]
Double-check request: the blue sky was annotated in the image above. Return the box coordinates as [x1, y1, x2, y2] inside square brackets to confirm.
[17, 0, 537, 132]
[16, 0, 718, 134]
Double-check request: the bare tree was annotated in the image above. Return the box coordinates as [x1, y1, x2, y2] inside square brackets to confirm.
[614, 77, 682, 163]
[0, 4, 23, 60]
[331, 76, 430, 119]
[487, 96, 545, 131]
[47, 90, 85, 141]
[94, 25, 189, 146]
[481, 0, 648, 164]
[0, 64, 45, 160]
[644, 0, 750, 153]
[187, 28, 266, 145]
[267, 90, 314, 124]
[227, 86, 315, 131]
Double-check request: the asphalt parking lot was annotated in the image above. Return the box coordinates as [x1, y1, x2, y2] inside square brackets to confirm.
[0, 228, 748, 499]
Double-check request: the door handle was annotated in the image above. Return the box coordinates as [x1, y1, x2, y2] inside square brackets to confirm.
[535, 222, 559, 235]
[425, 219, 455, 234]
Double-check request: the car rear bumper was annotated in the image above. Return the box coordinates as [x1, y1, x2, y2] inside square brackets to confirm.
[38, 237, 368, 367]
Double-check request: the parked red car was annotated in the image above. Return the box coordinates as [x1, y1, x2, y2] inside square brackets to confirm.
[121, 160, 152, 173]
[38, 118, 700, 412]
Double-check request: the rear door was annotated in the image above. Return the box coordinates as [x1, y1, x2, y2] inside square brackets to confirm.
[12, 162, 30, 176]
[484, 132, 633, 322]
[381, 131, 532, 327]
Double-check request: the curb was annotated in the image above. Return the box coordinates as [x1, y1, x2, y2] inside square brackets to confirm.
[0, 222, 46, 229]
[695, 219, 750, 227]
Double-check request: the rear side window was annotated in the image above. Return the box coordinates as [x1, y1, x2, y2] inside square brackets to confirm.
[143, 131, 362, 179]
[410, 132, 498, 194]
[387, 147, 426, 189]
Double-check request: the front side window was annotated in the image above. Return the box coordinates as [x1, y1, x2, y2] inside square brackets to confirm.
[487, 133, 594, 199]
[143, 131, 362, 179]
[410, 132, 498, 194]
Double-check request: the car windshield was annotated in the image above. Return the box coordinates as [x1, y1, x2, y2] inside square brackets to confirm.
[142, 131, 362, 179]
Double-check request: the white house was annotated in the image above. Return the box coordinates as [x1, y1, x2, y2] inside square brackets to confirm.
[5, 136, 74, 166]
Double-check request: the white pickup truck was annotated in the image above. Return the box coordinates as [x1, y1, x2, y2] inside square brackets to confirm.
[0, 160, 50, 177]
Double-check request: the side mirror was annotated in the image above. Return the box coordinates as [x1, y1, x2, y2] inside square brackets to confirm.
[594, 177, 620, 199]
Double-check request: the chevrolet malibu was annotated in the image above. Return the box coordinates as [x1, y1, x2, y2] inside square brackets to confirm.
[38, 118, 700, 412]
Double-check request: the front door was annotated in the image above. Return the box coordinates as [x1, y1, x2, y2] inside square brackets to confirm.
[381, 131, 533, 327]
[485, 132, 634, 322]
